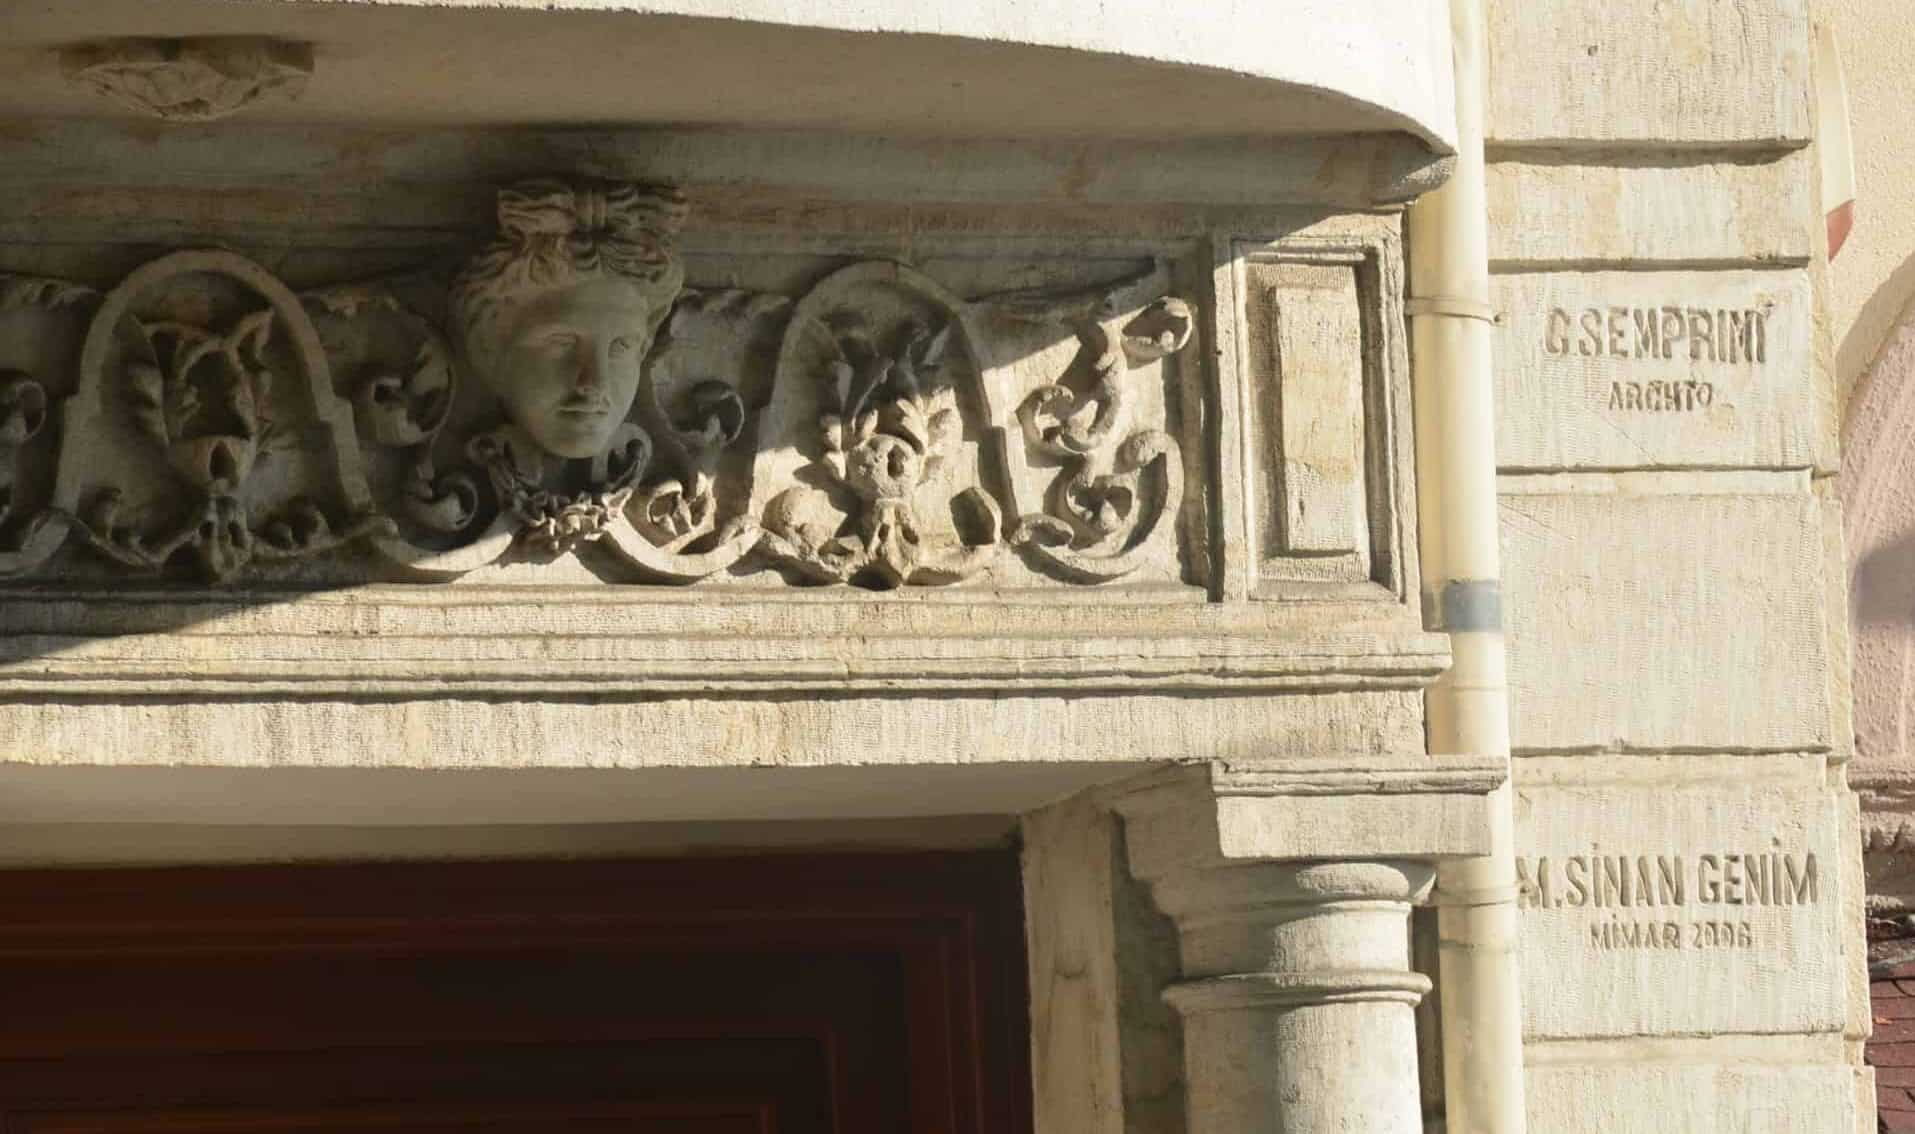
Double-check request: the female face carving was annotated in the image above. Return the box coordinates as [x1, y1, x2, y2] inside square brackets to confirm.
[488, 276, 663, 459]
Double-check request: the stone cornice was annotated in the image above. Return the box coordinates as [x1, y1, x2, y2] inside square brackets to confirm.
[0, 593, 1443, 700]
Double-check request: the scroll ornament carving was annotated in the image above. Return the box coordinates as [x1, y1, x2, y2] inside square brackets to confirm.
[0, 275, 90, 575]
[0, 178, 1196, 589]
[1011, 298, 1192, 582]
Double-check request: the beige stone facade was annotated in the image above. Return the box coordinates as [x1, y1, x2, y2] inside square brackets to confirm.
[0, 1, 1869, 1131]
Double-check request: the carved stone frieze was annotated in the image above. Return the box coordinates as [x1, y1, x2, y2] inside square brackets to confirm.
[0, 177, 1200, 589]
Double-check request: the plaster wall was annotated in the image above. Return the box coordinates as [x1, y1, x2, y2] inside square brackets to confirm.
[0, 0, 1456, 145]
[1818, 0, 1915, 401]
[1814, 17, 1915, 1125]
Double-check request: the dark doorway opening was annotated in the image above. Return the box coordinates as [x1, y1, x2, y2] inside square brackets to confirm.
[0, 852, 1033, 1134]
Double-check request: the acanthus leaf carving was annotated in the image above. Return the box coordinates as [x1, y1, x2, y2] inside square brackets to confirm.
[755, 262, 1006, 589]
[0, 371, 52, 551]
[761, 315, 1002, 587]
[54, 249, 391, 582]
[304, 277, 509, 577]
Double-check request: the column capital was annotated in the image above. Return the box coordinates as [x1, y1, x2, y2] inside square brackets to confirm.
[1106, 761, 1498, 881]
[1108, 766, 1448, 1134]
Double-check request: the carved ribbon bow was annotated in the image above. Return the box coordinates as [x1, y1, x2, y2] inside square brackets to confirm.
[494, 179, 689, 275]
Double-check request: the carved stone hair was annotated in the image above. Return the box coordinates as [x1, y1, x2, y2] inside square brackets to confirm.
[449, 177, 690, 374]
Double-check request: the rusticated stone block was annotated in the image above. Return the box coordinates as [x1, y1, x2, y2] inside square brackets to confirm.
[1491, 268, 1828, 472]
[1516, 784, 1848, 1039]
[1487, 0, 1811, 147]
[1501, 492, 1829, 754]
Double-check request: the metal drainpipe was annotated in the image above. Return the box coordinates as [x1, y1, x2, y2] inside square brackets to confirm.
[1405, 0, 1528, 1131]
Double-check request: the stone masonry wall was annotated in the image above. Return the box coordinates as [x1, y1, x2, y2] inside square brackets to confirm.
[1485, 0, 1870, 1129]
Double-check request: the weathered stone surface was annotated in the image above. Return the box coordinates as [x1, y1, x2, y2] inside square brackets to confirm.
[0, 688, 1432, 776]
[1525, 1059, 1858, 1133]
[1502, 492, 1830, 754]
[1120, 789, 1435, 1134]
[1486, 0, 1811, 147]
[1516, 784, 1848, 1039]
[1491, 269, 1828, 471]
[0, 122, 1449, 222]
[1246, 261, 1367, 557]
[1486, 152, 1814, 266]
[1022, 795, 1127, 1134]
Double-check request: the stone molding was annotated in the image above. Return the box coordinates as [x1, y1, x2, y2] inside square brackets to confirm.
[0, 124, 1450, 226]
[1860, 774, 1915, 858]
[1111, 763, 1496, 867]
[1845, 284, 1915, 919]
[1161, 969, 1433, 1011]
[0, 598, 1449, 701]
[0, 173, 1441, 710]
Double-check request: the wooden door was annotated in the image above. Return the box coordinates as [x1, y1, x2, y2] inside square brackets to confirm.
[0, 853, 1032, 1134]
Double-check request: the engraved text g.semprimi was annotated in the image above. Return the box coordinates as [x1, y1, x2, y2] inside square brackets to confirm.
[1544, 305, 1769, 365]
[1543, 303, 1773, 416]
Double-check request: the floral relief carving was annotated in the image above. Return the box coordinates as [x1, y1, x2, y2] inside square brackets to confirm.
[0, 177, 1200, 588]
[758, 264, 1005, 588]
[55, 250, 387, 581]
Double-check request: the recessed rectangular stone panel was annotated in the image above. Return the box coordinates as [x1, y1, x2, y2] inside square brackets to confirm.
[1492, 269, 1826, 470]
[1501, 493, 1829, 753]
[1486, 152, 1813, 266]
[1516, 784, 1847, 1039]
[1486, 0, 1811, 147]
[1526, 1060, 1857, 1132]
[1248, 261, 1367, 557]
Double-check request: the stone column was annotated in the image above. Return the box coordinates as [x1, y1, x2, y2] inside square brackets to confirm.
[1112, 766, 1480, 1134]
[1147, 861, 1432, 1134]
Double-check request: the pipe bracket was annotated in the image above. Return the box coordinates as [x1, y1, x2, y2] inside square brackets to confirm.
[1406, 294, 1502, 324]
